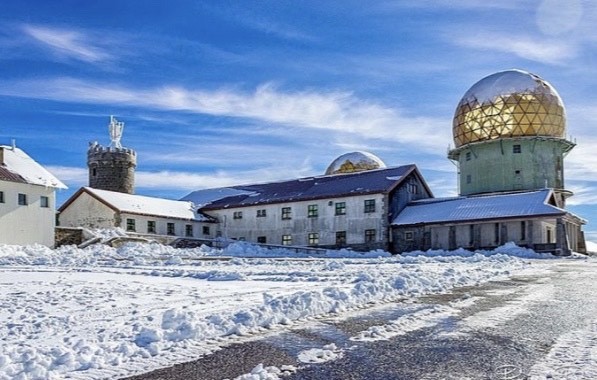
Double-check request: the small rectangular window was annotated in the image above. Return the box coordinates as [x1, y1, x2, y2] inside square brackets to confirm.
[147, 221, 156, 234]
[282, 235, 292, 245]
[0, 191, 4, 203]
[469, 224, 474, 246]
[185, 224, 193, 237]
[18, 193, 27, 206]
[494, 223, 500, 245]
[307, 204, 318, 218]
[233, 211, 243, 219]
[364, 199, 375, 213]
[167, 223, 175, 235]
[257, 236, 267, 244]
[202, 226, 210, 235]
[405, 231, 414, 241]
[521, 221, 526, 241]
[126, 218, 136, 232]
[257, 209, 266, 217]
[466, 174, 472, 184]
[365, 229, 376, 243]
[465, 151, 471, 161]
[335, 202, 346, 215]
[408, 183, 419, 194]
[336, 231, 346, 246]
[281, 207, 292, 220]
[513, 144, 521, 154]
[308, 232, 319, 245]
[40, 196, 49, 208]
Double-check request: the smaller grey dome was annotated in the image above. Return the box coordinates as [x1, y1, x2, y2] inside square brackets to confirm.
[325, 151, 386, 175]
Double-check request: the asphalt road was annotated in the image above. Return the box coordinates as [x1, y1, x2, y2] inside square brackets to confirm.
[124, 259, 597, 380]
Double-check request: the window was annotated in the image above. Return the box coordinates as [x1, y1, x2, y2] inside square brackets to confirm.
[335, 202, 346, 215]
[40, 196, 49, 208]
[408, 183, 419, 194]
[308, 233, 319, 245]
[513, 144, 521, 154]
[18, 193, 27, 206]
[521, 221, 526, 241]
[257, 236, 267, 244]
[494, 223, 500, 245]
[469, 224, 474, 246]
[465, 151, 471, 161]
[365, 229, 376, 243]
[0, 191, 4, 203]
[233, 211, 243, 220]
[515, 170, 521, 175]
[92, 168, 97, 176]
[126, 218, 136, 232]
[147, 221, 156, 234]
[405, 231, 414, 241]
[281, 207, 292, 220]
[546, 228, 552, 243]
[257, 209, 266, 217]
[202, 226, 210, 235]
[336, 231, 347, 246]
[364, 199, 375, 213]
[282, 235, 292, 245]
[307, 204, 318, 218]
[167, 223, 175, 235]
[466, 174, 472, 184]
[185, 224, 193, 237]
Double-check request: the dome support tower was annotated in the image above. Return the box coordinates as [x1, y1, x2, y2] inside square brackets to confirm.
[448, 69, 575, 207]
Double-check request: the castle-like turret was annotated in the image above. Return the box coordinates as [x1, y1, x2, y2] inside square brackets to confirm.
[87, 116, 137, 194]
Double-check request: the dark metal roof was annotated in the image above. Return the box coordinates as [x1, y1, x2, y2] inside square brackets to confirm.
[392, 189, 565, 226]
[0, 165, 27, 184]
[186, 165, 417, 210]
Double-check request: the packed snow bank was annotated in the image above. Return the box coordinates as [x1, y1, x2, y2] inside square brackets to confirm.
[0, 241, 558, 379]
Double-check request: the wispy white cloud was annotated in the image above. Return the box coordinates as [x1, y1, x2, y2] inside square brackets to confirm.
[0, 77, 450, 153]
[453, 33, 577, 65]
[22, 25, 112, 63]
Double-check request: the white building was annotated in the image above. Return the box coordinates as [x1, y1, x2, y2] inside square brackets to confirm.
[58, 187, 217, 242]
[0, 145, 67, 247]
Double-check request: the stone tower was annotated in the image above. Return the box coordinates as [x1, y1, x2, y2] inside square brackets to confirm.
[448, 69, 575, 207]
[87, 116, 137, 194]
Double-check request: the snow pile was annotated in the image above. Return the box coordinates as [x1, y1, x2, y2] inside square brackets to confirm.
[227, 364, 297, 380]
[297, 343, 343, 363]
[402, 242, 557, 260]
[0, 241, 557, 379]
[222, 241, 391, 258]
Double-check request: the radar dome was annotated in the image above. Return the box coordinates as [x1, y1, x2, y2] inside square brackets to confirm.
[453, 69, 566, 148]
[325, 151, 386, 175]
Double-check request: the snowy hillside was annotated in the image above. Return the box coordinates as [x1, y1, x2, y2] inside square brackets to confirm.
[0, 242, 561, 379]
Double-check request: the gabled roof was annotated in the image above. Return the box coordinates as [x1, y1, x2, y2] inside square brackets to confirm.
[182, 165, 424, 210]
[0, 145, 67, 189]
[59, 187, 215, 222]
[392, 189, 565, 226]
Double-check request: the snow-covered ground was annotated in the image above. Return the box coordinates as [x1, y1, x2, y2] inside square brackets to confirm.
[0, 241, 568, 379]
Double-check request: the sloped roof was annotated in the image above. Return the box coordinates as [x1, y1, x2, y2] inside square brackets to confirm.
[182, 165, 423, 210]
[392, 189, 565, 226]
[0, 146, 67, 189]
[60, 187, 215, 222]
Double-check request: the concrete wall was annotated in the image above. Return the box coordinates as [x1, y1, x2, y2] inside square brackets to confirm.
[119, 212, 214, 239]
[205, 194, 386, 250]
[451, 137, 573, 196]
[0, 180, 58, 247]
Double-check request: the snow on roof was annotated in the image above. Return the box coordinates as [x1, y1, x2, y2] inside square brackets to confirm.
[82, 187, 213, 222]
[0, 145, 67, 189]
[181, 165, 418, 210]
[392, 189, 565, 226]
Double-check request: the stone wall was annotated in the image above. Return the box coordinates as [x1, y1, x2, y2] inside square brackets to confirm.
[87, 142, 137, 194]
[55, 227, 84, 247]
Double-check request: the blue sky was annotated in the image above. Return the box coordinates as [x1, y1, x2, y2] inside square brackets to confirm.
[2, 1, 597, 242]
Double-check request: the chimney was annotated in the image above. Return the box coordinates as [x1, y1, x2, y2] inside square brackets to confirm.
[0, 146, 4, 165]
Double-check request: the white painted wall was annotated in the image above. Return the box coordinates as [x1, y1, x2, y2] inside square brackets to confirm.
[205, 194, 385, 246]
[0, 180, 58, 247]
[119, 212, 214, 239]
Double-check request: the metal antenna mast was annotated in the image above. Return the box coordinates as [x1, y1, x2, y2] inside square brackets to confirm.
[109, 115, 125, 149]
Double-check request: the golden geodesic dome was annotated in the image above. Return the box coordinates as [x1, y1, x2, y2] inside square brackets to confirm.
[325, 151, 386, 175]
[453, 69, 566, 148]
